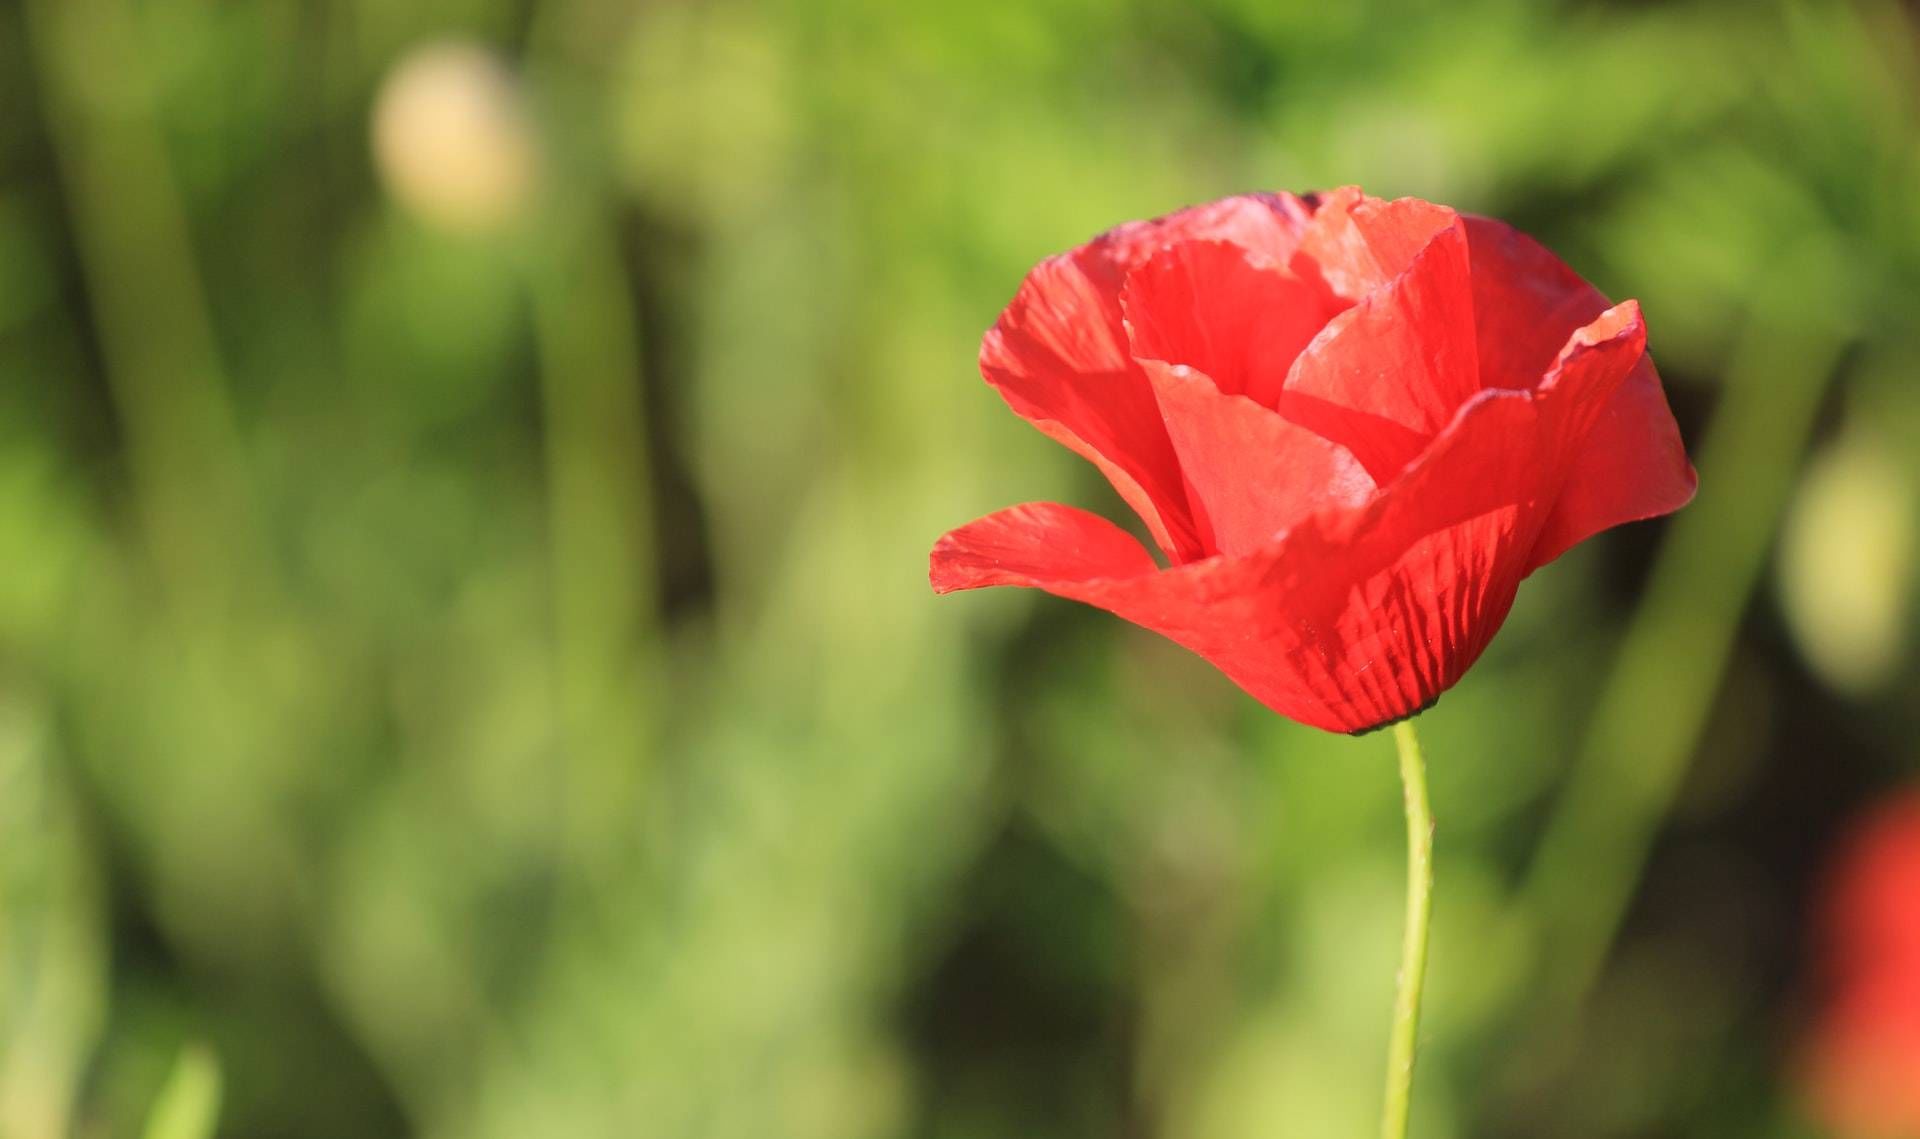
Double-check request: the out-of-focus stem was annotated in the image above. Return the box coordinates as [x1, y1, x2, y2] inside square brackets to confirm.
[1381, 718, 1434, 1139]
[21, 0, 256, 606]
[528, 217, 658, 877]
[523, 0, 661, 880]
[1521, 262, 1850, 1012]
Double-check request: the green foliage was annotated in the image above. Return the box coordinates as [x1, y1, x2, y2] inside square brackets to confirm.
[0, 0, 1915, 1136]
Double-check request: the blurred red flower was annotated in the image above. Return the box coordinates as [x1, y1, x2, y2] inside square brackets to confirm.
[931, 188, 1695, 733]
[1803, 793, 1920, 1137]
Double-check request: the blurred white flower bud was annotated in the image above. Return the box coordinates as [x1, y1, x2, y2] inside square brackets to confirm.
[371, 42, 536, 234]
[1779, 429, 1916, 696]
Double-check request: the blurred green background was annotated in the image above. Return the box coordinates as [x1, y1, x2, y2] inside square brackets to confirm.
[1, 0, 1918, 1136]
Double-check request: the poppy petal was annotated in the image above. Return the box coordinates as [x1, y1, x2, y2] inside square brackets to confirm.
[1280, 210, 1480, 481]
[1212, 306, 1646, 730]
[930, 501, 1160, 595]
[1459, 215, 1698, 569]
[982, 257, 1202, 563]
[979, 193, 1331, 565]
[1121, 239, 1345, 408]
[1527, 352, 1697, 570]
[938, 190, 1697, 735]
[1063, 304, 1644, 733]
[925, 389, 1557, 733]
[1290, 189, 1459, 301]
[1098, 192, 1321, 274]
[1464, 215, 1616, 392]
[1137, 359, 1375, 557]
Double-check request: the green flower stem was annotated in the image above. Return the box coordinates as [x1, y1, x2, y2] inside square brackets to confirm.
[1381, 718, 1434, 1139]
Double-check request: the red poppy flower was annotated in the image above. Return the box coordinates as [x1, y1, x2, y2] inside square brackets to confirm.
[1802, 793, 1920, 1138]
[930, 188, 1696, 733]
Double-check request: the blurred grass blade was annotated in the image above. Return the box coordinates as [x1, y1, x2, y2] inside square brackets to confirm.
[19, 0, 261, 606]
[141, 1045, 222, 1139]
[1522, 246, 1853, 1012]
[524, 5, 661, 882]
[528, 217, 660, 880]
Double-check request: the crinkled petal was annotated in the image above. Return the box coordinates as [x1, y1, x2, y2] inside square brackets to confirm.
[1121, 240, 1344, 409]
[1527, 355, 1696, 571]
[940, 304, 1648, 734]
[930, 502, 1160, 595]
[1290, 188, 1459, 301]
[1280, 208, 1480, 482]
[982, 258, 1201, 562]
[944, 191, 1694, 735]
[1461, 215, 1697, 569]
[1137, 359, 1374, 557]
[1464, 215, 1615, 391]
[1098, 192, 1322, 275]
[1528, 336, 1695, 571]
[1232, 304, 1644, 729]
[980, 193, 1330, 565]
